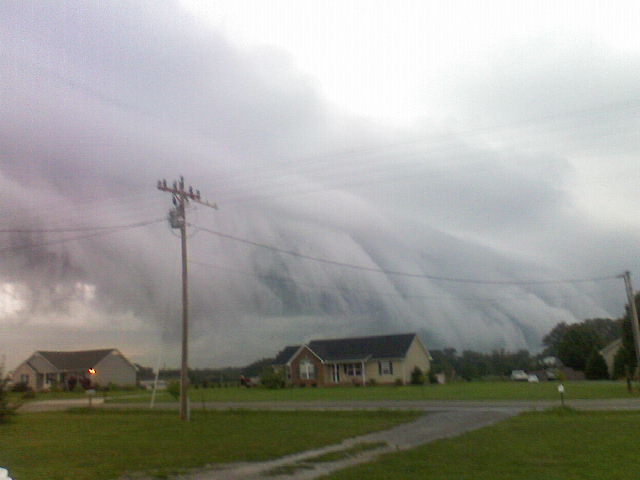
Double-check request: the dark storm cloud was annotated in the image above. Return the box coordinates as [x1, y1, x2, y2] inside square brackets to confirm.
[0, 2, 636, 369]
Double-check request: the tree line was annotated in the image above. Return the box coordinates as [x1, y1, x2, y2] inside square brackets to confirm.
[430, 292, 640, 381]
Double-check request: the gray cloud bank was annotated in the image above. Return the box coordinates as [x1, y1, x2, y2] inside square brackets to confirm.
[1, 1, 638, 369]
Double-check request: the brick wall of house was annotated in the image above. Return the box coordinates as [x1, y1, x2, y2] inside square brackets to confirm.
[290, 346, 324, 386]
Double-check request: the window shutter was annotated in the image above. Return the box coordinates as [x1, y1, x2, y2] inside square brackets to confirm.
[390, 362, 394, 375]
[378, 362, 382, 375]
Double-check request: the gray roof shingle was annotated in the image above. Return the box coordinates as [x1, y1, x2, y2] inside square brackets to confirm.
[37, 349, 115, 371]
[308, 333, 416, 362]
[273, 346, 300, 365]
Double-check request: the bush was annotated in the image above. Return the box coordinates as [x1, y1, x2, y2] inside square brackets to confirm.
[260, 367, 285, 389]
[410, 366, 425, 385]
[1, 365, 19, 424]
[67, 376, 78, 391]
[11, 382, 31, 393]
[394, 378, 404, 386]
[78, 377, 92, 390]
[167, 380, 181, 400]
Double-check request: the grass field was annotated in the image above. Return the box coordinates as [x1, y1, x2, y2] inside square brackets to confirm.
[0, 408, 419, 480]
[105, 380, 636, 404]
[322, 408, 640, 480]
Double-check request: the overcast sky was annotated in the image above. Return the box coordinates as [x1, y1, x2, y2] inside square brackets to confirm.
[2, 1, 640, 370]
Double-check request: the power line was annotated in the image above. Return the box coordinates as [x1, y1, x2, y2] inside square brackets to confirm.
[188, 223, 620, 286]
[189, 259, 608, 305]
[0, 218, 166, 234]
[0, 218, 164, 254]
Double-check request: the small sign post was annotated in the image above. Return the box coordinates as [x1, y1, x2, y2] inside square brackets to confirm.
[558, 383, 565, 407]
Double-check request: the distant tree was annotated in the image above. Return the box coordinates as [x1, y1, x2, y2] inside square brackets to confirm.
[430, 348, 533, 381]
[135, 364, 155, 381]
[542, 322, 569, 357]
[585, 350, 609, 380]
[613, 294, 640, 378]
[429, 349, 457, 381]
[243, 358, 276, 378]
[557, 324, 604, 371]
[582, 318, 622, 345]
[613, 344, 635, 379]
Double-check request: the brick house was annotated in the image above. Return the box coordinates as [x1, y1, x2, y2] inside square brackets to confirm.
[273, 333, 431, 386]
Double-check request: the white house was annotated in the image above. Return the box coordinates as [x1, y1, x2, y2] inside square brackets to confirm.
[12, 349, 137, 391]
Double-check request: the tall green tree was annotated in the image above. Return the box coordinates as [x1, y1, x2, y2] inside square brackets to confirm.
[557, 323, 603, 371]
[585, 350, 609, 380]
[542, 322, 569, 357]
[612, 296, 640, 378]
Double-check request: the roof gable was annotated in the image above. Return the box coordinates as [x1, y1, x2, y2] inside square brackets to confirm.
[37, 349, 116, 371]
[273, 345, 300, 365]
[307, 333, 417, 362]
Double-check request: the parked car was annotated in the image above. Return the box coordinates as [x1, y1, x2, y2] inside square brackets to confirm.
[527, 374, 539, 383]
[510, 370, 528, 381]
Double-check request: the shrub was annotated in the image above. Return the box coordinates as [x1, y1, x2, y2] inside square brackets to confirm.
[11, 382, 31, 393]
[167, 380, 181, 400]
[394, 378, 403, 386]
[67, 376, 78, 391]
[78, 377, 92, 390]
[0, 365, 19, 424]
[410, 366, 425, 385]
[260, 367, 285, 389]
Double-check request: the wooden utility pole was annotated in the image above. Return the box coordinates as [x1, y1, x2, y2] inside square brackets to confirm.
[157, 176, 216, 421]
[621, 271, 640, 370]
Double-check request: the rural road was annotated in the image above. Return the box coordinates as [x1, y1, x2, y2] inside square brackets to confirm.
[20, 397, 640, 413]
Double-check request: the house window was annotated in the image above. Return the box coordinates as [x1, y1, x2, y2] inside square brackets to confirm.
[46, 373, 57, 384]
[343, 363, 362, 377]
[299, 359, 315, 380]
[379, 361, 394, 375]
[20, 374, 29, 384]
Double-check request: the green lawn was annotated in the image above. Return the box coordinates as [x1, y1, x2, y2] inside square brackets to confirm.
[0, 409, 419, 480]
[107, 380, 636, 404]
[322, 408, 640, 480]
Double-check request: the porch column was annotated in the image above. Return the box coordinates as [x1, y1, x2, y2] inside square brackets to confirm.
[361, 360, 366, 386]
